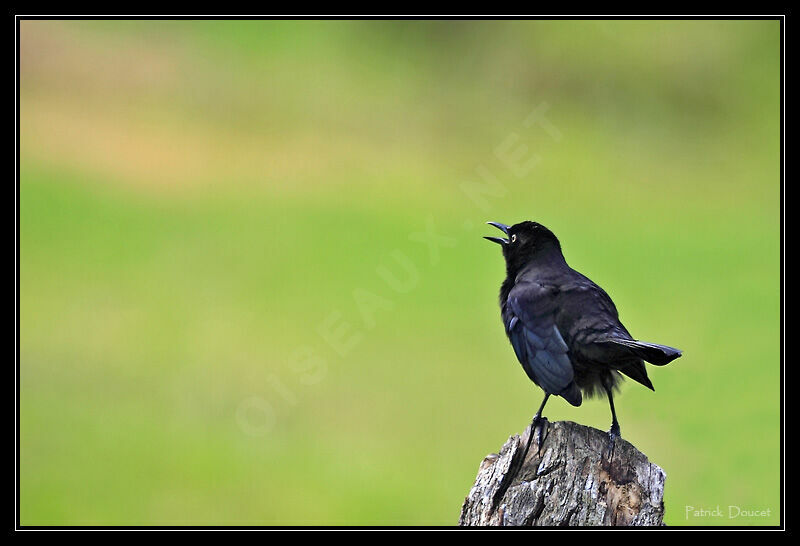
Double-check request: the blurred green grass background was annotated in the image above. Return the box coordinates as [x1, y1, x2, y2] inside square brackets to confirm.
[19, 20, 780, 526]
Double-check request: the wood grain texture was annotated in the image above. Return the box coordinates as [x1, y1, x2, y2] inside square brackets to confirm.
[459, 419, 666, 526]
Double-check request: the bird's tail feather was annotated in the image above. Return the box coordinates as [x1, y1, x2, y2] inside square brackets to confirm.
[619, 361, 655, 390]
[603, 338, 682, 366]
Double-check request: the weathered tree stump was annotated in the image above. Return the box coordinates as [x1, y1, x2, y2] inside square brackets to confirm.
[459, 419, 666, 526]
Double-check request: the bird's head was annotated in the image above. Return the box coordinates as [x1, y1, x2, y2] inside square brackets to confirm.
[484, 220, 564, 275]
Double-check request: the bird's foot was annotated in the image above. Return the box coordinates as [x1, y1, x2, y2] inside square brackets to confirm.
[520, 414, 546, 459]
[604, 423, 621, 461]
[510, 414, 546, 482]
[529, 414, 546, 444]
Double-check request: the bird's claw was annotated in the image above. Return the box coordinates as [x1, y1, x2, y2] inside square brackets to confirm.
[529, 414, 545, 440]
[522, 414, 546, 457]
[603, 423, 620, 460]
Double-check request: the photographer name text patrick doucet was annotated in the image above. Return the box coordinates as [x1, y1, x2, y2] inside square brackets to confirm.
[685, 505, 772, 520]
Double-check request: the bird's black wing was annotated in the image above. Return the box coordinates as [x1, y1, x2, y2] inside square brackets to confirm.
[565, 272, 682, 367]
[504, 281, 582, 406]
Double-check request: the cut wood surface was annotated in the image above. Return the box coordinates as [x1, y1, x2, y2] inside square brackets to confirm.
[459, 419, 666, 526]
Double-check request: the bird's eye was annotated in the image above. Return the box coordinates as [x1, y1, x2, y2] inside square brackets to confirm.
[510, 234, 517, 243]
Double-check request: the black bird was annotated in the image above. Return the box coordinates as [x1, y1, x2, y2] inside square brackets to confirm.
[484, 221, 681, 443]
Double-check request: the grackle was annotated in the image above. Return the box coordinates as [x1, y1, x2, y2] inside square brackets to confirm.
[484, 221, 681, 448]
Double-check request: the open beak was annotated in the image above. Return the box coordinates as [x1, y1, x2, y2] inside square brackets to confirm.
[484, 221, 510, 245]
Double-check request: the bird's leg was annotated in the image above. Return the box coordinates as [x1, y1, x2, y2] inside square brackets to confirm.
[606, 386, 621, 438]
[531, 392, 550, 432]
[524, 393, 550, 454]
[508, 393, 550, 484]
[604, 384, 620, 460]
